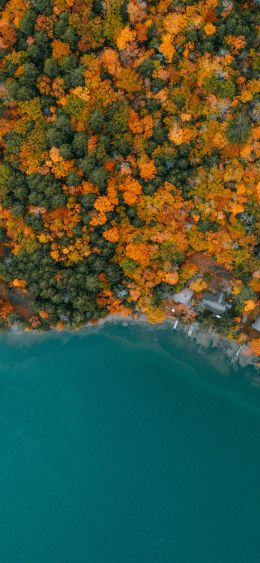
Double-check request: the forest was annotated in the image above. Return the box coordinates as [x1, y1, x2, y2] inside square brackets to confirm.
[0, 0, 259, 356]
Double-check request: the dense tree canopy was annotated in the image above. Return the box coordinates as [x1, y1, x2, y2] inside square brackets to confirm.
[0, 0, 259, 352]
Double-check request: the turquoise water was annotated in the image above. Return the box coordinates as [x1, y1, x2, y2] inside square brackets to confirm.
[0, 324, 259, 563]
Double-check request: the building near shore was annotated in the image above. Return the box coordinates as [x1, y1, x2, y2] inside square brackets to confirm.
[201, 291, 232, 316]
[252, 315, 260, 331]
[173, 288, 194, 306]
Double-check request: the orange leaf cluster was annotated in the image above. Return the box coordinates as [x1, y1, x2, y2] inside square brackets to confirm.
[103, 226, 119, 243]
[126, 242, 150, 266]
[52, 39, 71, 62]
[138, 157, 156, 181]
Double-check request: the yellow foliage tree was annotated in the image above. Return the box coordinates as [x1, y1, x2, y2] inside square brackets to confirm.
[190, 278, 208, 292]
[116, 25, 136, 50]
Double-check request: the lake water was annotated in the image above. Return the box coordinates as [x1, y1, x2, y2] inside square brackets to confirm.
[0, 323, 259, 563]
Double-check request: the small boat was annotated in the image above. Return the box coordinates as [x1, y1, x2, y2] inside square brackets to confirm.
[172, 320, 178, 330]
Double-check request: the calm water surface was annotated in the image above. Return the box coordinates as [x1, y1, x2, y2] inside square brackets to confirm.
[0, 324, 259, 563]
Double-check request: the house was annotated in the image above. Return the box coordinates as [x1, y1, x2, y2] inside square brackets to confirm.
[202, 291, 231, 316]
[252, 315, 260, 331]
[173, 288, 194, 306]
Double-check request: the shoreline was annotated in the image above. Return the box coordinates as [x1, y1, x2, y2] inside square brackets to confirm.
[87, 313, 260, 370]
[4, 312, 259, 372]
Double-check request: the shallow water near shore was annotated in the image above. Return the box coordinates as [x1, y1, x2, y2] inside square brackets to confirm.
[0, 323, 259, 563]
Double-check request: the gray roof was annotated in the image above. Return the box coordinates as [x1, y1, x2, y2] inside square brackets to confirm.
[202, 292, 231, 315]
[253, 316, 260, 331]
[173, 288, 193, 305]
